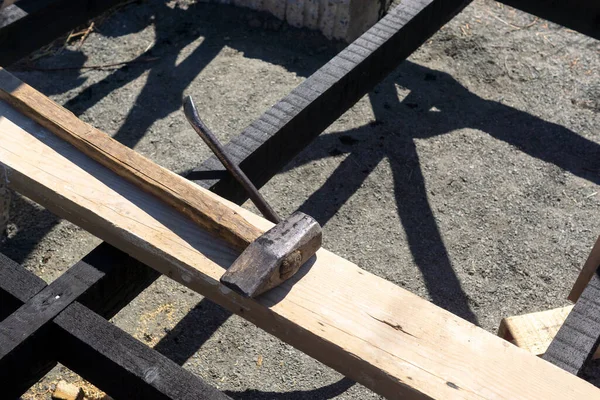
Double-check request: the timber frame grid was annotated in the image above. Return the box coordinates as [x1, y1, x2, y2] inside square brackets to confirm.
[0, 0, 599, 398]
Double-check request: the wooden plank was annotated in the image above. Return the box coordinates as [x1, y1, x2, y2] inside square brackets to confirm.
[0, 259, 104, 361]
[543, 273, 600, 375]
[0, 243, 157, 363]
[498, 305, 600, 360]
[192, 0, 474, 203]
[0, 243, 159, 398]
[0, 254, 229, 400]
[498, 0, 600, 40]
[56, 302, 231, 400]
[0, 96, 598, 399]
[569, 236, 600, 302]
[0, 68, 261, 252]
[0, 252, 54, 396]
[499, 306, 574, 356]
[0, 0, 128, 66]
[0, 251, 45, 303]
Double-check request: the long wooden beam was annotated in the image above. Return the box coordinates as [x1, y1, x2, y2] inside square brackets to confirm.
[1, 80, 598, 400]
[0, 68, 261, 251]
[0, 251, 228, 399]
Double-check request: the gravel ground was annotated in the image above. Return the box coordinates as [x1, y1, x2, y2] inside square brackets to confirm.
[2, 0, 599, 398]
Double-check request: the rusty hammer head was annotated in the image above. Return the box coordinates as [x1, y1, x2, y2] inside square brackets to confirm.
[220, 211, 322, 297]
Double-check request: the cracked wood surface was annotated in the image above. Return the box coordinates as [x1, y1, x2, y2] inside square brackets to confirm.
[0, 80, 599, 400]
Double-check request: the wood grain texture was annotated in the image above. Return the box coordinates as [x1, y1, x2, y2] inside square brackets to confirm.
[1, 101, 598, 399]
[0, 252, 54, 396]
[0, 68, 261, 251]
[569, 236, 600, 302]
[498, 305, 600, 360]
[56, 302, 231, 400]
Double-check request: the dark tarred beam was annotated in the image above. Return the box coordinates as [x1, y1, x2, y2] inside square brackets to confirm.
[543, 272, 600, 375]
[0, 249, 227, 399]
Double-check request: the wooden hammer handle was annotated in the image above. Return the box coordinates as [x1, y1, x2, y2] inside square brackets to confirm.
[0, 68, 262, 251]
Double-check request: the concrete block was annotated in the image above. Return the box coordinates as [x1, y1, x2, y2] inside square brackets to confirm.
[204, 0, 391, 42]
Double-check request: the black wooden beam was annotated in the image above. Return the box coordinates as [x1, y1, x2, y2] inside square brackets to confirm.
[0, 245, 159, 397]
[0, 252, 54, 395]
[0, 257, 107, 361]
[0, 0, 128, 66]
[543, 272, 600, 375]
[190, 0, 473, 200]
[0, 248, 228, 399]
[498, 0, 600, 40]
[55, 302, 230, 400]
[0, 259, 105, 382]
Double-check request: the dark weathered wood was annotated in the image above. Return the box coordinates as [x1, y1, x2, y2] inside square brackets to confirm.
[75, 243, 161, 318]
[0, 252, 228, 399]
[0, 243, 158, 362]
[0, 251, 45, 307]
[543, 272, 600, 375]
[0, 0, 128, 66]
[0, 259, 104, 361]
[498, 0, 600, 40]
[192, 0, 473, 202]
[6, 79, 600, 400]
[0, 252, 56, 396]
[55, 302, 230, 400]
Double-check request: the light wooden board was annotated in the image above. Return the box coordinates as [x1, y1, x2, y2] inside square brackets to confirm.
[1, 98, 599, 398]
[0, 68, 260, 252]
[499, 306, 600, 359]
[569, 235, 600, 302]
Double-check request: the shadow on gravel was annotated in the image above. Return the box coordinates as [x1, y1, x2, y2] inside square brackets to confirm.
[286, 60, 599, 325]
[154, 298, 232, 366]
[224, 378, 355, 399]
[0, 195, 60, 264]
